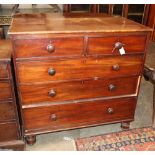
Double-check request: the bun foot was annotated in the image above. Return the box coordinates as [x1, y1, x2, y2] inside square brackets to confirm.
[26, 135, 36, 145]
[121, 122, 130, 130]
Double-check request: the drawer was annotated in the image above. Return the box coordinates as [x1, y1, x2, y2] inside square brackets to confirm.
[0, 81, 12, 100]
[17, 55, 143, 83]
[23, 97, 136, 131]
[0, 122, 19, 142]
[20, 76, 139, 105]
[0, 101, 16, 122]
[88, 35, 146, 55]
[14, 37, 84, 58]
[0, 63, 9, 79]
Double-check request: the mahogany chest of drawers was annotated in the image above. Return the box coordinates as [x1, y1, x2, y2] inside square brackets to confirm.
[0, 40, 25, 150]
[8, 13, 152, 145]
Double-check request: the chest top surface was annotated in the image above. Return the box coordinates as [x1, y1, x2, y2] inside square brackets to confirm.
[0, 40, 11, 62]
[8, 13, 152, 35]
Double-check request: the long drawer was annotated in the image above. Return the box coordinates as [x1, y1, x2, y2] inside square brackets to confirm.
[88, 35, 146, 55]
[17, 55, 143, 84]
[0, 63, 9, 79]
[0, 122, 19, 142]
[23, 97, 136, 132]
[0, 81, 12, 100]
[14, 37, 84, 58]
[0, 101, 16, 122]
[20, 76, 139, 105]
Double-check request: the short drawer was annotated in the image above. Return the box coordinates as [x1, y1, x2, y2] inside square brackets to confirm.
[0, 101, 16, 122]
[14, 37, 84, 58]
[0, 122, 19, 142]
[17, 55, 143, 83]
[20, 76, 139, 105]
[88, 35, 146, 55]
[0, 81, 12, 100]
[23, 97, 136, 132]
[0, 63, 9, 79]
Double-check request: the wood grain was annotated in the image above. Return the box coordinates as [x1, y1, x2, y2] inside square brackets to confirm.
[14, 37, 84, 58]
[23, 97, 136, 132]
[20, 76, 139, 105]
[9, 13, 151, 144]
[0, 40, 12, 61]
[0, 40, 25, 149]
[0, 140, 25, 151]
[88, 35, 146, 54]
[8, 13, 152, 35]
[0, 63, 9, 79]
[0, 122, 19, 142]
[0, 101, 16, 122]
[0, 82, 12, 100]
[17, 55, 144, 84]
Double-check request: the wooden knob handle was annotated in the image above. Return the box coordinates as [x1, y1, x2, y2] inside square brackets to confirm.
[51, 114, 57, 121]
[112, 64, 120, 71]
[48, 89, 56, 97]
[108, 84, 116, 91]
[107, 108, 114, 114]
[48, 68, 56, 76]
[47, 44, 55, 53]
[114, 42, 124, 49]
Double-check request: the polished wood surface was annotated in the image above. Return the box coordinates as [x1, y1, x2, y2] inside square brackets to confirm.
[20, 76, 139, 105]
[8, 13, 152, 35]
[0, 140, 25, 151]
[9, 13, 151, 145]
[88, 35, 146, 54]
[0, 122, 19, 142]
[0, 81, 12, 100]
[147, 4, 155, 27]
[23, 97, 136, 134]
[147, 4, 155, 41]
[0, 40, 25, 150]
[14, 37, 84, 58]
[14, 34, 146, 59]
[17, 55, 143, 84]
[0, 101, 16, 121]
[0, 63, 9, 79]
[0, 40, 12, 61]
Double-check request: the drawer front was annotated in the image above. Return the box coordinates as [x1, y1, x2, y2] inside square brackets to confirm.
[20, 76, 139, 105]
[0, 122, 19, 142]
[14, 37, 84, 58]
[0, 81, 12, 100]
[0, 63, 9, 79]
[23, 97, 136, 131]
[88, 35, 146, 55]
[17, 55, 143, 83]
[0, 101, 16, 122]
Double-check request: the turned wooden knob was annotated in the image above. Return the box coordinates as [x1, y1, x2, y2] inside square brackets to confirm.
[48, 68, 56, 76]
[112, 64, 120, 71]
[48, 89, 56, 97]
[114, 42, 124, 49]
[107, 108, 114, 114]
[51, 114, 57, 121]
[108, 84, 116, 91]
[47, 44, 55, 53]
